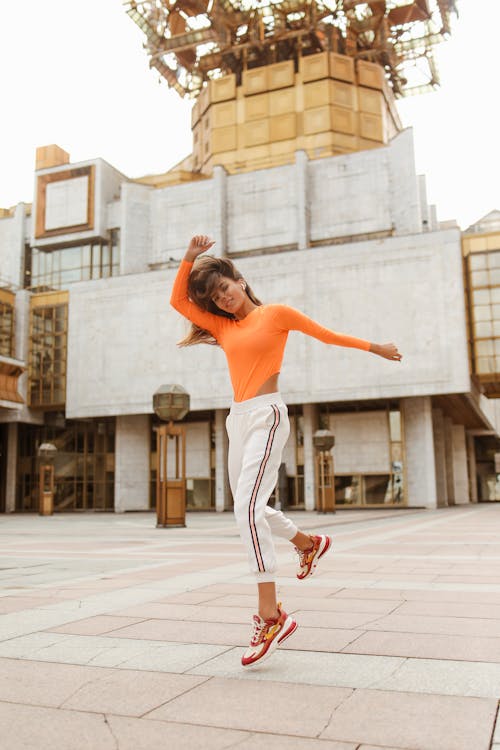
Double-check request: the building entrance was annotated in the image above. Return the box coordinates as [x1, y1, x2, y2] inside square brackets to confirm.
[16, 419, 115, 512]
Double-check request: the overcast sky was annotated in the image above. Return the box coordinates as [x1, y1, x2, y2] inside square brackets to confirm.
[0, 0, 498, 230]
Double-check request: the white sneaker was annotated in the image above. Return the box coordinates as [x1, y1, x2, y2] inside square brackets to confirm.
[296, 535, 333, 579]
[241, 602, 297, 667]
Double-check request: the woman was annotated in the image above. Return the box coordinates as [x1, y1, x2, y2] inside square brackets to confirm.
[170, 235, 402, 667]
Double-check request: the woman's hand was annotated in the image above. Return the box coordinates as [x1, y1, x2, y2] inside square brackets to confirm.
[370, 342, 403, 362]
[185, 235, 215, 262]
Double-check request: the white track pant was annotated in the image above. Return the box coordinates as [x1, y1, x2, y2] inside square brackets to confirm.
[227, 392, 298, 582]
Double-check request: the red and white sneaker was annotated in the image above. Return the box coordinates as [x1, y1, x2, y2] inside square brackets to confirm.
[296, 535, 332, 579]
[241, 602, 297, 667]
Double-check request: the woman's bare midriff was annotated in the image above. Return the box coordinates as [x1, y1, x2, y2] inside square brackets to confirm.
[254, 373, 280, 397]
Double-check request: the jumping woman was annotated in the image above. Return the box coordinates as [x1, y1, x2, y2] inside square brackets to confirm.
[170, 235, 403, 667]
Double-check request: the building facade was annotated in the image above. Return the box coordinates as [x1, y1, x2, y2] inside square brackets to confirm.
[1, 129, 499, 514]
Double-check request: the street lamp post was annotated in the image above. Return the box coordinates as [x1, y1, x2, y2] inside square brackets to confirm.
[153, 384, 190, 528]
[313, 429, 335, 514]
[38, 442, 57, 516]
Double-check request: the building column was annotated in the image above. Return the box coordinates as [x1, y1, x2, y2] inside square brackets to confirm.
[215, 408, 231, 512]
[443, 417, 455, 505]
[401, 396, 437, 508]
[451, 424, 470, 504]
[432, 408, 448, 508]
[295, 150, 310, 251]
[115, 415, 150, 512]
[302, 403, 318, 511]
[5, 423, 18, 513]
[466, 433, 478, 503]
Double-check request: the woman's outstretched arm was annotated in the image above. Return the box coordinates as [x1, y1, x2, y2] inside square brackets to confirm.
[272, 305, 402, 362]
[170, 236, 222, 334]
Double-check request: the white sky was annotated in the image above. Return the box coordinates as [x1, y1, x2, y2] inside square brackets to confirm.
[0, 0, 498, 230]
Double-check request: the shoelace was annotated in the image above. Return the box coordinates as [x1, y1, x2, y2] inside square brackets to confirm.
[296, 541, 316, 568]
[250, 617, 267, 646]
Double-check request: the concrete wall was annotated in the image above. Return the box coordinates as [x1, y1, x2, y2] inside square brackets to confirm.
[147, 130, 421, 269]
[66, 227, 468, 418]
[328, 411, 391, 474]
[120, 183, 153, 275]
[0, 204, 27, 288]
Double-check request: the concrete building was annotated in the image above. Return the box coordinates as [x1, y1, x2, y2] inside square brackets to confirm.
[1, 126, 500, 514]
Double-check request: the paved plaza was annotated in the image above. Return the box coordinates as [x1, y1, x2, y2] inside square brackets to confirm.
[0, 505, 499, 750]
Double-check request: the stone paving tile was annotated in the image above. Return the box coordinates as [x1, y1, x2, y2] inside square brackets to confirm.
[189, 648, 404, 689]
[0, 700, 116, 750]
[109, 617, 250, 645]
[293, 609, 388, 629]
[0, 631, 231, 671]
[394, 600, 500, 619]
[230, 735, 357, 750]
[47, 615, 148, 635]
[281, 626, 365, 653]
[341, 629, 500, 663]
[0, 657, 114, 707]
[0, 596, 66, 613]
[364, 612, 500, 638]
[113, 602, 255, 623]
[493, 713, 500, 743]
[106, 715, 250, 750]
[320, 689, 498, 750]
[146, 676, 352, 736]
[114, 642, 232, 672]
[0, 632, 76, 659]
[209, 593, 401, 614]
[371, 656, 500, 698]
[435, 574, 500, 584]
[61, 669, 209, 716]
[153, 591, 223, 605]
[335, 587, 500, 604]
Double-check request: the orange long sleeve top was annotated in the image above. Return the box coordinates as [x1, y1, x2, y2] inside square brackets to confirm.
[170, 260, 372, 402]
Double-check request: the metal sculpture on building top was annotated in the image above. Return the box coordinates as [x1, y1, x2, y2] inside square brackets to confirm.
[125, 0, 458, 98]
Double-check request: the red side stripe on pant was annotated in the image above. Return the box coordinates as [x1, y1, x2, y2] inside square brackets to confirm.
[248, 404, 280, 572]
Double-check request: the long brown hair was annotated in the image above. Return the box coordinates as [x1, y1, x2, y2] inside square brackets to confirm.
[178, 256, 262, 346]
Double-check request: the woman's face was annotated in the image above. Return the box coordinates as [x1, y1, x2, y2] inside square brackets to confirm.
[211, 275, 247, 315]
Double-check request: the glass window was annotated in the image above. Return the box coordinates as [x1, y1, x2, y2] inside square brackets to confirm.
[476, 340, 494, 356]
[0, 300, 15, 357]
[29, 302, 68, 407]
[488, 251, 500, 268]
[335, 475, 361, 505]
[364, 475, 391, 504]
[15, 419, 115, 512]
[470, 253, 486, 270]
[60, 247, 81, 270]
[472, 270, 489, 287]
[474, 305, 491, 322]
[476, 356, 495, 374]
[475, 320, 492, 337]
[28, 241, 118, 290]
[473, 289, 490, 305]
[389, 410, 401, 441]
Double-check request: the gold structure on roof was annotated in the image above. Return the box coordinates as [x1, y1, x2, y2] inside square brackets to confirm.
[125, 0, 458, 99]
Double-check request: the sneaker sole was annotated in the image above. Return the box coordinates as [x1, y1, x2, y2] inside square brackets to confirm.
[241, 616, 298, 668]
[297, 535, 333, 580]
